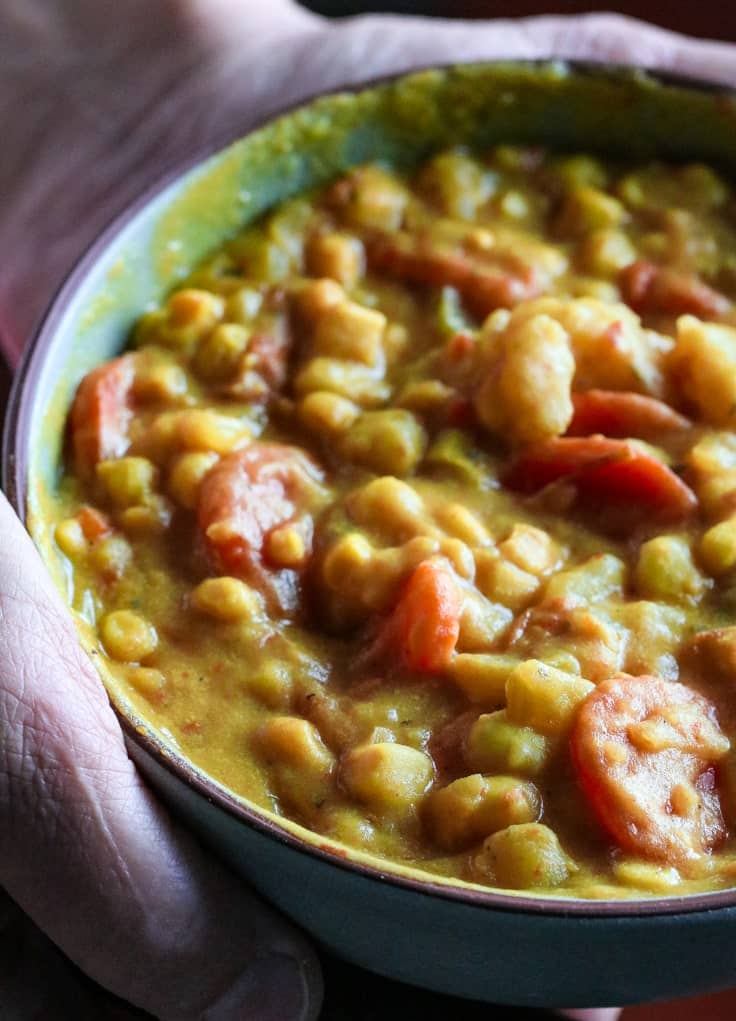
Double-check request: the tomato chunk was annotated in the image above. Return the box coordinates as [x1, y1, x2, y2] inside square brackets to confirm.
[504, 436, 697, 522]
[620, 260, 730, 319]
[198, 443, 325, 607]
[69, 354, 136, 477]
[567, 390, 690, 439]
[571, 674, 729, 864]
[387, 558, 461, 673]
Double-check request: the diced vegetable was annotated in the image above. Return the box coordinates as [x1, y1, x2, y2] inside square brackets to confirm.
[504, 436, 697, 524]
[386, 558, 461, 673]
[571, 674, 729, 864]
[567, 390, 689, 439]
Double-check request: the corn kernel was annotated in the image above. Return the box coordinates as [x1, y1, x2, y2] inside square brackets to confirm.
[191, 577, 264, 622]
[55, 518, 88, 558]
[134, 362, 190, 405]
[126, 666, 167, 701]
[90, 535, 132, 580]
[267, 525, 307, 567]
[298, 391, 360, 435]
[96, 457, 156, 509]
[193, 323, 250, 381]
[168, 451, 219, 509]
[701, 516, 736, 576]
[175, 410, 251, 455]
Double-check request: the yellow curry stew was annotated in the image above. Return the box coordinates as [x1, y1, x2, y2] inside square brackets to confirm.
[50, 145, 736, 897]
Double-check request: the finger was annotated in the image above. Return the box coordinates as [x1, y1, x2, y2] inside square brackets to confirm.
[293, 12, 736, 94]
[0, 494, 321, 1021]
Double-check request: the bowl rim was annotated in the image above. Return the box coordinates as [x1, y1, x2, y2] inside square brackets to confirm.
[6, 56, 736, 920]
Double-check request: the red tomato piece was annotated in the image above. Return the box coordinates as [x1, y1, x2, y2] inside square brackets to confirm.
[567, 390, 690, 439]
[69, 354, 136, 477]
[197, 442, 324, 582]
[504, 436, 697, 522]
[571, 674, 729, 865]
[388, 558, 461, 674]
[620, 260, 730, 319]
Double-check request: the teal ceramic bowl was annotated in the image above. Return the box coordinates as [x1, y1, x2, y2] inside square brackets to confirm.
[6, 62, 736, 1009]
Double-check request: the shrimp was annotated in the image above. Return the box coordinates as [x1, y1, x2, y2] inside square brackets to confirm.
[69, 354, 136, 477]
[197, 442, 325, 613]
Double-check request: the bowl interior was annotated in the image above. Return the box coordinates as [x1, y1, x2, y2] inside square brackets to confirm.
[10, 60, 736, 916]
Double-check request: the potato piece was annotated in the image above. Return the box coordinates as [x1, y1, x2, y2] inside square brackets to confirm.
[498, 524, 561, 577]
[96, 457, 156, 509]
[475, 823, 571, 889]
[338, 410, 427, 476]
[257, 716, 335, 818]
[312, 300, 386, 367]
[635, 535, 706, 603]
[448, 654, 521, 705]
[475, 550, 540, 612]
[456, 593, 513, 653]
[671, 316, 736, 426]
[465, 711, 549, 776]
[424, 774, 540, 851]
[543, 554, 626, 607]
[293, 357, 389, 407]
[340, 742, 434, 816]
[555, 187, 627, 238]
[307, 232, 365, 286]
[418, 150, 496, 219]
[331, 165, 409, 231]
[579, 228, 637, 278]
[506, 660, 594, 736]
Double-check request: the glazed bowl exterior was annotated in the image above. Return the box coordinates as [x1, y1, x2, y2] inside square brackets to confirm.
[5, 61, 736, 1008]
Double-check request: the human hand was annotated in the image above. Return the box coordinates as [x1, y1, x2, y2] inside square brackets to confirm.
[1, 4, 736, 1019]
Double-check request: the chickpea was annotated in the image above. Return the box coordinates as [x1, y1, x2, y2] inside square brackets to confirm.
[193, 323, 250, 381]
[298, 391, 360, 435]
[340, 743, 434, 816]
[701, 517, 736, 576]
[636, 535, 706, 603]
[475, 823, 571, 890]
[96, 457, 156, 509]
[168, 451, 219, 509]
[101, 610, 158, 663]
[191, 577, 264, 622]
[55, 518, 87, 559]
[339, 410, 427, 476]
[90, 535, 132, 581]
[424, 774, 541, 851]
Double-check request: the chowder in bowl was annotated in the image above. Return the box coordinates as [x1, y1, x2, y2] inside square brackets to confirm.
[7, 62, 736, 1006]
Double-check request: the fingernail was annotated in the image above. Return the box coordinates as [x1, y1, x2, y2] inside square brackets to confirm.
[204, 951, 311, 1021]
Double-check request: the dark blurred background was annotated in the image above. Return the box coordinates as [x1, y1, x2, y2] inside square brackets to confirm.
[304, 1, 736, 43]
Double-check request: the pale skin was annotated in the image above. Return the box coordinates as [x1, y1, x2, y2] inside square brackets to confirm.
[1, 3, 736, 1018]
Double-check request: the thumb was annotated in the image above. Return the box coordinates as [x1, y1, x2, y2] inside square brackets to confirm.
[0, 493, 321, 1020]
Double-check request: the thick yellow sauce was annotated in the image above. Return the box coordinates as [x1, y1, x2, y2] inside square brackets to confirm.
[49, 145, 736, 898]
